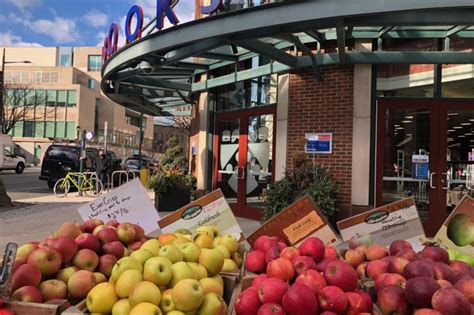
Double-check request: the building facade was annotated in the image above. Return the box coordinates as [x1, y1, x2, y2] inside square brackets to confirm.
[100, 0, 474, 235]
[0, 47, 156, 164]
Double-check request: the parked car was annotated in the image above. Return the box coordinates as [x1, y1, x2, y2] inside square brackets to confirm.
[124, 156, 159, 174]
[0, 134, 26, 174]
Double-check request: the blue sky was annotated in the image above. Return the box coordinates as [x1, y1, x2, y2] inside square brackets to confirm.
[0, 0, 195, 47]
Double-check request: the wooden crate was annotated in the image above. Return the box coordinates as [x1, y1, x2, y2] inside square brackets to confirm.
[62, 275, 239, 315]
[228, 276, 256, 315]
[3, 299, 69, 315]
[220, 249, 247, 283]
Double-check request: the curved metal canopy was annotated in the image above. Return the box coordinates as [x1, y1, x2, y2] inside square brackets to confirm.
[101, 0, 474, 116]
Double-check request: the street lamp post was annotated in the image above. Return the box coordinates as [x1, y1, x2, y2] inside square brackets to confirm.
[0, 48, 32, 133]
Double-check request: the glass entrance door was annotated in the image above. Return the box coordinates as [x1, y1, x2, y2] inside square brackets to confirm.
[214, 108, 276, 219]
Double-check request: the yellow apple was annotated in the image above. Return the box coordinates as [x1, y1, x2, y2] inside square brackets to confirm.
[123, 247, 130, 257]
[159, 245, 183, 263]
[116, 269, 143, 298]
[167, 311, 186, 315]
[178, 242, 201, 263]
[232, 252, 243, 267]
[143, 256, 173, 287]
[196, 226, 220, 239]
[86, 282, 118, 313]
[130, 249, 154, 265]
[172, 279, 204, 312]
[94, 272, 107, 283]
[130, 302, 162, 315]
[193, 233, 213, 249]
[110, 257, 143, 283]
[212, 237, 221, 248]
[129, 281, 161, 307]
[199, 249, 224, 276]
[199, 278, 223, 296]
[221, 259, 239, 272]
[173, 236, 192, 246]
[141, 240, 161, 256]
[210, 275, 223, 288]
[174, 228, 192, 235]
[170, 261, 198, 287]
[158, 233, 177, 246]
[112, 298, 131, 315]
[197, 292, 227, 315]
[160, 289, 175, 313]
[218, 235, 238, 256]
[214, 245, 230, 259]
[187, 262, 208, 280]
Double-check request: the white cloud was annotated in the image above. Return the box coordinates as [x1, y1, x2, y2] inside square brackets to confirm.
[27, 17, 79, 43]
[0, 32, 42, 47]
[7, 0, 41, 10]
[83, 9, 108, 28]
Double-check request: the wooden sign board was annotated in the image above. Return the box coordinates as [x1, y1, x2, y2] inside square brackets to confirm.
[337, 198, 426, 252]
[77, 178, 160, 235]
[246, 195, 340, 247]
[158, 189, 244, 241]
[434, 195, 474, 255]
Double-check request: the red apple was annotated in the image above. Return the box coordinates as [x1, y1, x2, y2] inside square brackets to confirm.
[318, 285, 348, 313]
[50, 236, 78, 264]
[15, 243, 38, 264]
[420, 246, 449, 264]
[414, 309, 443, 315]
[246, 250, 267, 274]
[12, 264, 41, 291]
[258, 277, 289, 304]
[364, 244, 388, 261]
[345, 291, 368, 315]
[295, 269, 327, 296]
[396, 248, 418, 261]
[106, 219, 120, 227]
[437, 279, 453, 288]
[38, 279, 67, 301]
[132, 224, 145, 241]
[258, 303, 286, 315]
[128, 241, 144, 251]
[377, 285, 411, 315]
[81, 219, 101, 233]
[316, 259, 334, 272]
[252, 274, 269, 288]
[235, 287, 262, 315]
[282, 283, 318, 315]
[101, 241, 125, 259]
[75, 233, 100, 252]
[72, 249, 99, 271]
[280, 247, 300, 262]
[96, 254, 117, 278]
[298, 237, 325, 263]
[355, 290, 373, 312]
[11, 285, 42, 303]
[387, 256, 410, 274]
[431, 261, 456, 283]
[375, 273, 407, 293]
[455, 269, 474, 282]
[344, 249, 366, 268]
[27, 247, 62, 278]
[323, 260, 358, 292]
[389, 240, 413, 256]
[116, 223, 137, 245]
[54, 266, 79, 283]
[267, 258, 295, 281]
[454, 278, 474, 303]
[324, 246, 338, 260]
[265, 247, 282, 265]
[67, 270, 97, 300]
[431, 287, 472, 315]
[96, 227, 119, 245]
[255, 236, 280, 254]
[292, 256, 317, 276]
[56, 222, 81, 238]
[405, 276, 440, 309]
[356, 262, 368, 278]
[403, 260, 435, 279]
[449, 260, 471, 275]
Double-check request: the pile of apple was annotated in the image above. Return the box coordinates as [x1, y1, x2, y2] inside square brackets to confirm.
[236, 235, 474, 315]
[9, 219, 149, 305]
[84, 225, 242, 314]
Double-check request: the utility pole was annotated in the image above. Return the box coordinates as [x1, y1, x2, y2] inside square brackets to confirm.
[79, 129, 86, 196]
[138, 113, 143, 170]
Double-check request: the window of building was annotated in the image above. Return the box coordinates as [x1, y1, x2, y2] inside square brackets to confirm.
[56, 122, 66, 138]
[45, 121, 55, 137]
[36, 90, 45, 107]
[34, 71, 59, 84]
[23, 121, 35, 137]
[88, 79, 96, 90]
[125, 111, 141, 127]
[34, 121, 45, 138]
[88, 55, 102, 71]
[46, 90, 56, 107]
[60, 54, 71, 66]
[67, 90, 77, 107]
[66, 122, 76, 139]
[57, 90, 67, 107]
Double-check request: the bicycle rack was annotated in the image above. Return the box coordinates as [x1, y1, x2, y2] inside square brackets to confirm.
[108, 170, 143, 191]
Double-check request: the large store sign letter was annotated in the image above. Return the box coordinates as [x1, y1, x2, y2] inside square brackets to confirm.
[157, 0, 180, 29]
[201, 0, 223, 14]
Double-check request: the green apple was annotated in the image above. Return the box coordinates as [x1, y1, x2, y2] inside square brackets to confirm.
[221, 259, 238, 272]
[179, 242, 201, 263]
[55, 266, 79, 283]
[197, 292, 227, 315]
[159, 245, 183, 263]
[86, 282, 118, 313]
[116, 269, 143, 298]
[94, 272, 107, 283]
[143, 257, 173, 286]
[188, 262, 208, 280]
[214, 245, 230, 259]
[447, 248, 460, 261]
[172, 279, 204, 312]
[130, 302, 162, 315]
[456, 253, 474, 267]
[110, 257, 143, 283]
[141, 240, 161, 256]
[160, 289, 176, 313]
[193, 233, 214, 249]
[447, 213, 474, 246]
[232, 252, 243, 267]
[112, 298, 132, 315]
[170, 261, 198, 287]
[129, 281, 161, 307]
[218, 235, 238, 256]
[130, 249, 154, 265]
[199, 277, 223, 296]
[210, 275, 223, 288]
[199, 249, 224, 276]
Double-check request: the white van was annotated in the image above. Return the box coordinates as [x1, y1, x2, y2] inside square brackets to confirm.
[0, 134, 26, 174]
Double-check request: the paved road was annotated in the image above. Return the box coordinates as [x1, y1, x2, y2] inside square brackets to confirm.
[1, 168, 51, 200]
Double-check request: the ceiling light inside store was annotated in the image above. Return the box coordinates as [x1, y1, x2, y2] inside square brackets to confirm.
[405, 116, 414, 119]
[448, 138, 454, 141]
[469, 119, 474, 122]
[465, 133, 473, 136]
[458, 135, 466, 138]
[448, 112, 459, 116]
[448, 129, 455, 132]
[461, 123, 472, 126]
[396, 127, 404, 130]
[394, 124, 400, 127]
[453, 126, 463, 129]
[401, 120, 412, 124]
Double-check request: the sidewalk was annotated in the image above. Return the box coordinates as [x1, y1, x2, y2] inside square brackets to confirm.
[0, 191, 261, 252]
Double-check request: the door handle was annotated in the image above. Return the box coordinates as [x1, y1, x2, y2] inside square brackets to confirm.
[429, 172, 437, 189]
[441, 172, 450, 190]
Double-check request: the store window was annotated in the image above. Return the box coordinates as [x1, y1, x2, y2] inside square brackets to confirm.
[88, 55, 102, 71]
[67, 90, 77, 107]
[125, 111, 142, 127]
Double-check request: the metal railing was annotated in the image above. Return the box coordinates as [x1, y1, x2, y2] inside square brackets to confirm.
[108, 170, 141, 191]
